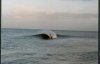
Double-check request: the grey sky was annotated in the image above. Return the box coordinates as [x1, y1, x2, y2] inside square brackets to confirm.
[1, 0, 98, 31]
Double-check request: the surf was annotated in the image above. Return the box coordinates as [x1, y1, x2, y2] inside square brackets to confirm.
[33, 30, 57, 40]
[10, 29, 97, 40]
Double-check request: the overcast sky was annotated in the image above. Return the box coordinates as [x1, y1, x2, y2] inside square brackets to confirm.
[1, 0, 98, 31]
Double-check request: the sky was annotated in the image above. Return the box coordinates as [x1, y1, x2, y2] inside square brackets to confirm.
[1, 0, 98, 31]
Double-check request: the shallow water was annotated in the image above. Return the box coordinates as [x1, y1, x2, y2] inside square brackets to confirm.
[1, 28, 98, 64]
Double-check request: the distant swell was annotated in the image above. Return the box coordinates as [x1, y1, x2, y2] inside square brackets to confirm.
[13, 30, 97, 40]
[57, 34, 97, 39]
[32, 33, 97, 39]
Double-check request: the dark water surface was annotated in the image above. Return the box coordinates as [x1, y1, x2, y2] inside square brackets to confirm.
[1, 28, 98, 64]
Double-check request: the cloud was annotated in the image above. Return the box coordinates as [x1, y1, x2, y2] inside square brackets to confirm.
[2, 6, 98, 31]
[7, 5, 57, 20]
[2, 3, 96, 20]
[8, 4, 97, 20]
[10, 11, 57, 20]
[60, 0, 94, 1]
[1, 0, 98, 31]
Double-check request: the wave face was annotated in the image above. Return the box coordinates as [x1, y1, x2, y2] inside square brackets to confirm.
[33, 31, 57, 39]
[31, 30, 98, 39]
[1, 28, 98, 64]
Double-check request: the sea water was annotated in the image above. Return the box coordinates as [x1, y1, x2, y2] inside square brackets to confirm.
[1, 28, 98, 64]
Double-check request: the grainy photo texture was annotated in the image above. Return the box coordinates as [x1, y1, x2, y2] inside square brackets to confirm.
[1, 0, 98, 64]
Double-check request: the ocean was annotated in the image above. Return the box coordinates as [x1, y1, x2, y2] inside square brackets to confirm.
[1, 28, 98, 64]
